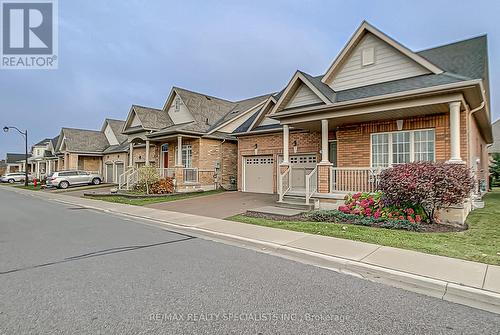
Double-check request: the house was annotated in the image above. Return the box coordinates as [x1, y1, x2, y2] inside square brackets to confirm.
[489, 119, 500, 156]
[28, 137, 59, 179]
[54, 119, 129, 183]
[5, 153, 31, 173]
[121, 86, 271, 191]
[234, 21, 492, 216]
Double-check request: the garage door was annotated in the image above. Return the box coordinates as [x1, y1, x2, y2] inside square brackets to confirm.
[244, 156, 274, 194]
[115, 163, 124, 184]
[105, 164, 113, 183]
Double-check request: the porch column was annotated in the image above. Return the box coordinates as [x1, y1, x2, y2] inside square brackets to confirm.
[448, 101, 463, 163]
[282, 124, 289, 164]
[145, 140, 150, 166]
[129, 143, 134, 167]
[36, 162, 40, 178]
[321, 119, 329, 163]
[318, 119, 332, 193]
[176, 136, 183, 167]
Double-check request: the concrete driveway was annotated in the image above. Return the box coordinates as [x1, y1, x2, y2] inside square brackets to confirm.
[145, 191, 276, 219]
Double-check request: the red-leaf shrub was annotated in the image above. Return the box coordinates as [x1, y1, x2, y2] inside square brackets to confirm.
[149, 177, 175, 194]
[379, 162, 475, 223]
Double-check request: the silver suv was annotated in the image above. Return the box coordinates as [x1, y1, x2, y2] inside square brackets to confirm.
[0, 172, 33, 183]
[46, 170, 102, 189]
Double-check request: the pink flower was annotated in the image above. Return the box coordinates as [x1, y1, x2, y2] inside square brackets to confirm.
[406, 208, 415, 215]
[415, 215, 422, 223]
[365, 208, 372, 216]
[368, 198, 375, 205]
[352, 209, 360, 215]
[399, 216, 404, 220]
[407, 216, 415, 222]
[373, 210, 381, 219]
[360, 200, 369, 208]
[339, 205, 349, 213]
[352, 193, 362, 199]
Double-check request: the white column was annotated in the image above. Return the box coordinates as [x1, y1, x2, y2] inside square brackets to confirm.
[321, 119, 329, 163]
[145, 140, 150, 166]
[129, 143, 133, 167]
[448, 101, 462, 163]
[282, 124, 289, 164]
[36, 162, 40, 178]
[177, 136, 183, 167]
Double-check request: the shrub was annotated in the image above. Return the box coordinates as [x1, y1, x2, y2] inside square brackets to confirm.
[306, 210, 422, 231]
[339, 192, 384, 218]
[379, 162, 475, 223]
[150, 178, 175, 194]
[135, 166, 160, 194]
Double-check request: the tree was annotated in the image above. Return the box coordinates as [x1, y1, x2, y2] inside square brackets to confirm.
[379, 162, 475, 224]
[137, 166, 159, 194]
[490, 153, 500, 187]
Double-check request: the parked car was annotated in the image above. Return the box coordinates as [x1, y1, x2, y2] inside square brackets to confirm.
[0, 172, 33, 184]
[45, 170, 102, 189]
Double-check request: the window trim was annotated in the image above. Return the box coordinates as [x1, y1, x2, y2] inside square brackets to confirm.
[370, 128, 435, 167]
[175, 144, 193, 168]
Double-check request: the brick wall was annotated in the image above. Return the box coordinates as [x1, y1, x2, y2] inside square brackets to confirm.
[237, 130, 321, 192]
[103, 152, 128, 165]
[336, 113, 469, 167]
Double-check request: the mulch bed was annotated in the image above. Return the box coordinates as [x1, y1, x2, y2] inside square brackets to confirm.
[242, 211, 467, 233]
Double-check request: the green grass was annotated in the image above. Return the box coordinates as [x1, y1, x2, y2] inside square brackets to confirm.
[229, 189, 500, 265]
[14, 184, 42, 191]
[87, 189, 224, 206]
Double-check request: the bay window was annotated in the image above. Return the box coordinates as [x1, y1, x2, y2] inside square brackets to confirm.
[371, 129, 435, 167]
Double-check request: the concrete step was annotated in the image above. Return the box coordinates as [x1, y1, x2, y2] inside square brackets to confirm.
[276, 194, 316, 210]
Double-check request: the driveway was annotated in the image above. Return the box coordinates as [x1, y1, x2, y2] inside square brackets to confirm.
[145, 191, 276, 219]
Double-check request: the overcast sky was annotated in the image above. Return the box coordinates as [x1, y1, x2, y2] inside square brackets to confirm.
[1, 0, 499, 157]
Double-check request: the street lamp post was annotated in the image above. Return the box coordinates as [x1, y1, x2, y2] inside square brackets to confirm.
[3, 126, 29, 187]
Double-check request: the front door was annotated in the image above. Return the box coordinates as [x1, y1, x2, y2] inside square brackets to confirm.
[161, 144, 169, 169]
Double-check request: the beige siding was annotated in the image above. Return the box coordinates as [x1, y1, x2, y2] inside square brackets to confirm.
[130, 112, 142, 127]
[285, 84, 323, 109]
[104, 124, 119, 145]
[328, 33, 429, 91]
[167, 92, 195, 124]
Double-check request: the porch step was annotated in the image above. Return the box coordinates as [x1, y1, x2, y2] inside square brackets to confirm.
[276, 194, 316, 211]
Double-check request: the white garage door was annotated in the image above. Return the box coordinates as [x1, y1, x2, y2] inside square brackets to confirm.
[244, 156, 274, 194]
[105, 164, 113, 183]
[115, 163, 124, 184]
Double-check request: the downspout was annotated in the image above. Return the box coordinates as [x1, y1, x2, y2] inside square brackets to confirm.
[467, 101, 485, 195]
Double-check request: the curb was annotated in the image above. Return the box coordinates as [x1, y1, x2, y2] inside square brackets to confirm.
[9, 187, 500, 315]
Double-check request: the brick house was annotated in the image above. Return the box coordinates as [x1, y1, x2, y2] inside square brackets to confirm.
[54, 119, 129, 183]
[121, 86, 271, 191]
[233, 21, 493, 217]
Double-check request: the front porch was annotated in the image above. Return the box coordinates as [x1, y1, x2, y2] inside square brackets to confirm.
[276, 98, 469, 208]
[120, 134, 227, 192]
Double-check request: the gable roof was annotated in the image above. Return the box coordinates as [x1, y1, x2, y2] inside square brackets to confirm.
[32, 138, 52, 147]
[208, 93, 272, 133]
[102, 119, 127, 143]
[59, 128, 110, 153]
[125, 105, 173, 131]
[51, 136, 59, 148]
[6, 153, 30, 164]
[322, 21, 443, 84]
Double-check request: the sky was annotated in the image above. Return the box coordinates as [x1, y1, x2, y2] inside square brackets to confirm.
[1, 0, 499, 157]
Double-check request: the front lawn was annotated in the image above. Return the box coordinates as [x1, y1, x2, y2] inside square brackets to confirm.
[14, 184, 42, 191]
[229, 189, 500, 265]
[87, 189, 224, 206]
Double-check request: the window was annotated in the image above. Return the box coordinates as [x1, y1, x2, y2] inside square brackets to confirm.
[371, 129, 435, 167]
[175, 145, 192, 167]
[371, 133, 389, 167]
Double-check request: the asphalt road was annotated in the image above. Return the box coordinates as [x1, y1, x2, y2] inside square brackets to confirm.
[1, 188, 499, 334]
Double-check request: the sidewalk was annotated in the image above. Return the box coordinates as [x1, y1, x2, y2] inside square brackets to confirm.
[10, 187, 500, 314]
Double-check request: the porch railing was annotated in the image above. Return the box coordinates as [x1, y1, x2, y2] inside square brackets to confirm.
[157, 167, 216, 185]
[305, 166, 318, 205]
[278, 166, 291, 202]
[330, 167, 383, 193]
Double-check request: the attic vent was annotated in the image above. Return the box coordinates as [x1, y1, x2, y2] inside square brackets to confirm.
[230, 110, 239, 114]
[362, 47, 375, 66]
[205, 118, 210, 125]
[175, 97, 181, 112]
[205, 96, 211, 100]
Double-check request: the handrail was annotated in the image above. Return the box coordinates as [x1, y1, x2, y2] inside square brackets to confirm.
[278, 166, 291, 202]
[305, 166, 318, 205]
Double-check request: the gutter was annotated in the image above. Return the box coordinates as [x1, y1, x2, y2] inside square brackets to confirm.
[272, 79, 482, 119]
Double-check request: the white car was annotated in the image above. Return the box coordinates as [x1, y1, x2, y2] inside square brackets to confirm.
[45, 170, 102, 189]
[0, 172, 33, 183]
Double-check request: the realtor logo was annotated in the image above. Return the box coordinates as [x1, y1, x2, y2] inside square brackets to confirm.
[1, 0, 58, 69]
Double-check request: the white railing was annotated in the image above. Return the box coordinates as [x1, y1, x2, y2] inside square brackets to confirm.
[330, 167, 383, 193]
[183, 168, 198, 183]
[158, 168, 176, 179]
[118, 167, 135, 190]
[278, 166, 291, 202]
[305, 166, 318, 205]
